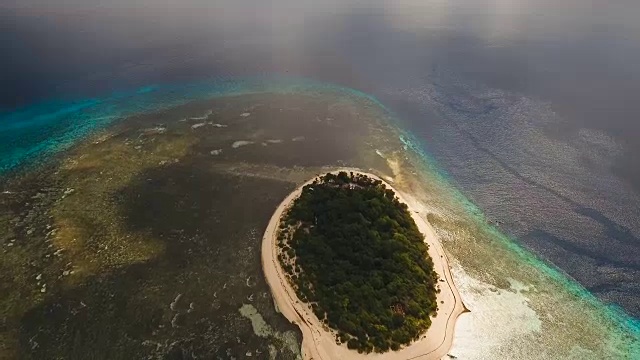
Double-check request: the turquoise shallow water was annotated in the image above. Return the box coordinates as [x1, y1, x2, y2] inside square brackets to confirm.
[0, 77, 388, 175]
[401, 129, 640, 330]
[398, 117, 640, 357]
[1, 78, 639, 356]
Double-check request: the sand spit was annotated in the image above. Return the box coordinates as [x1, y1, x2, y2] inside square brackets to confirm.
[261, 170, 466, 360]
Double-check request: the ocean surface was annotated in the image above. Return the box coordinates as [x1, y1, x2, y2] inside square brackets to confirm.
[2, 0, 640, 355]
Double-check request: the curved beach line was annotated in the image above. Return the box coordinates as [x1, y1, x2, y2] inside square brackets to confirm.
[261, 169, 466, 360]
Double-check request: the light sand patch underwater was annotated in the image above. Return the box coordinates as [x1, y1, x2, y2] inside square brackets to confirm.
[239, 304, 301, 360]
[232, 140, 254, 148]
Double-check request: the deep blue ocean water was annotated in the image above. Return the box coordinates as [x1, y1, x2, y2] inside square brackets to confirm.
[2, 0, 640, 327]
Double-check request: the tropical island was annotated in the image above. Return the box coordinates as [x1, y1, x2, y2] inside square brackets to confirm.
[278, 172, 438, 353]
[261, 170, 465, 360]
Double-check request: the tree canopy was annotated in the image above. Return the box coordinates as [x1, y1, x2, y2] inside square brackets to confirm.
[277, 171, 439, 353]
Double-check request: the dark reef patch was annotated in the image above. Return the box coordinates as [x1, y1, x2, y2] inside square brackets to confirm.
[18, 167, 298, 360]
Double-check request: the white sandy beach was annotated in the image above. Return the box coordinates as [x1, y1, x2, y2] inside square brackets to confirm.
[261, 170, 466, 360]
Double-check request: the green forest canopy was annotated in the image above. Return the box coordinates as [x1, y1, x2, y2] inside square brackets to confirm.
[277, 171, 439, 353]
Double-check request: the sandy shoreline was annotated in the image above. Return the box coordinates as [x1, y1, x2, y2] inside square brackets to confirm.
[261, 170, 466, 360]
